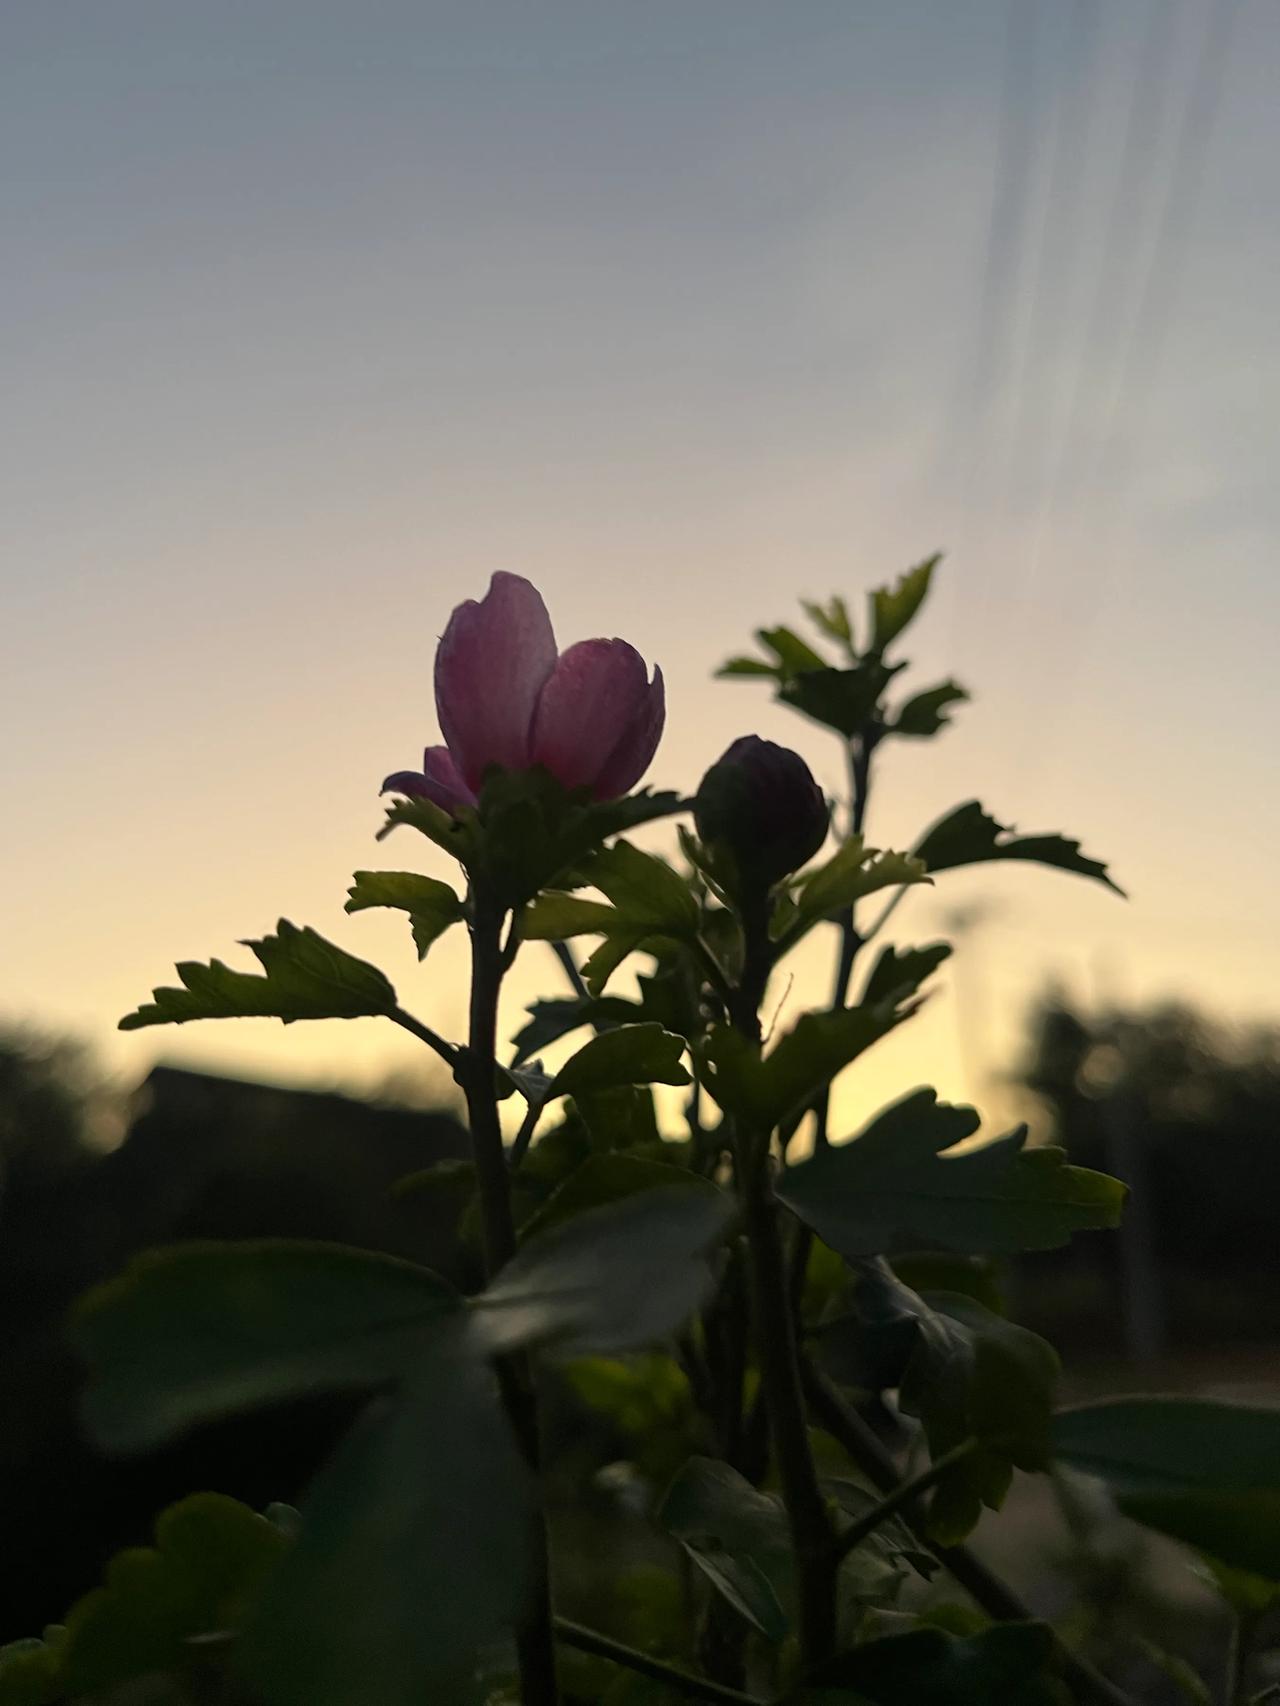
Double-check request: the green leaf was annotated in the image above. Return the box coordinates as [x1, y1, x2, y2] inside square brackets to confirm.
[657, 1459, 792, 1642]
[756, 625, 830, 675]
[780, 660, 902, 738]
[572, 1085, 662, 1153]
[475, 1186, 733, 1357]
[716, 655, 780, 678]
[791, 839, 930, 933]
[0, 1633, 65, 1706]
[512, 994, 636, 1063]
[901, 1294, 1060, 1544]
[345, 870, 464, 958]
[60, 1494, 287, 1698]
[779, 1089, 1125, 1256]
[869, 554, 942, 654]
[892, 681, 969, 738]
[377, 791, 475, 861]
[239, 1345, 534, 1706]
[520, 1153, 718, 1241]
[119, 921, 397, 1031]
[915, 801, 1124, 896]
[802, 595, 854, 649]
[1053, 1399, 1280, 1580]
[550, 1024, 690, 1098]
[73, 1240, 460, 1452]
[521, 894, 620, 940]
[806, 1620, 1065, 1706]
[580, 840, 700, 936]
[861, 942, 952, 1006]
[701, 1003, 909, 1132]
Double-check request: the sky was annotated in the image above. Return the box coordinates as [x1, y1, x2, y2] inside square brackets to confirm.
[3, 0, 1277, 1139]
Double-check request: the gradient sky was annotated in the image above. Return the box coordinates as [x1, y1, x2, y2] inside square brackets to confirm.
[3, 0, 1277, 1137]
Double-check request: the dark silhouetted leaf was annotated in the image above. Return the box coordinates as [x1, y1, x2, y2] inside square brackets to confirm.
[1053, 1399, 1280, 1580]
[780, 660, 903, 737]
[520, 1153, 717, 1241]
[790, 840, 929, 934]
[345, 870, 463, 958]
[861, 942, 952, 1006]
[780, 1089, 1125, 1256]
[657, 1459, 791, 1642]
[74, 1241, 459, 1452]
[475, 1186, 733, 1357]
[868, 555, 942, 654]
[119, 922, 397, 1031]
[915, 800, 1124, 895]
[701, 1004, 910, 1132]
[239, 1343, 533, 1706]
[550, 1024, 690, 1098]
[892, 680, 969, 738]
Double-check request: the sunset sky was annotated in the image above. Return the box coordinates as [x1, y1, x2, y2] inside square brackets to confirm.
[4, 0, 1276, 1138]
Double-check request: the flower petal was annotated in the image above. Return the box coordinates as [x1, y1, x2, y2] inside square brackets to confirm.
[381, 745, 477, 813]
[529, 638, 652, 795]
[434, 572, 558, 792]
[593, 665, 665, 799]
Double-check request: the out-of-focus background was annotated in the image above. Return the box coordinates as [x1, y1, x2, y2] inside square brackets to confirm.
[2, 0, 1277, 1683]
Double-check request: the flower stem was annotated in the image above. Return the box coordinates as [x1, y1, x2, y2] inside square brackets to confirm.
[460, 883, 559, 1706]
[554, 1619, 764, 1706]
[832, 1438, 978, 1562]
[801, 1359, 1137, 1706]
[730, 888, 836, 1666]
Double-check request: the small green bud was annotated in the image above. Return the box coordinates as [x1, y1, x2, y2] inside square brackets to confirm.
[693, 736, 829, 895]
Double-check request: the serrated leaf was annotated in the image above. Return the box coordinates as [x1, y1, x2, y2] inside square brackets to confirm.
[520, 894, 619, 940]
[892, 681, 969, 738]
[580, 840, 700, 936]
[756, 625, 830, 675]
[716, 655, 781, 678]
[915, 800, 1124, 896]
[345, 871, 464, 958]
[791, 839, 930, 933]
[657, 1459, 792, 1642]
[802, 595, 854, 649]
[1053, 1399, 1280, 1581]
[59, 1494, 287, 1698]
[550, 1024, 690, 1098]
[701, 1003, 908, 1132]
[475, 1186, 733, 1357]
[239, 1344, 533, 1706]
[377, 791, 475, 858]
[572, 1084, 662, 1153]
[73, 1241, 460, 1452]
[861, 942, 952, 1006]
[869, 554, 942, 654]
[780, 660, 903, 738]
[119, 921, 397, 1031]
[511, 994, 637, 1063]
[779, 1088, 1125, 1256]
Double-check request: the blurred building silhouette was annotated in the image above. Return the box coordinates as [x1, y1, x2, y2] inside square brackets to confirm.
[0, 1046, 469, 1640]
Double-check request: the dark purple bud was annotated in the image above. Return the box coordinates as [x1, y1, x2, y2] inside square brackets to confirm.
[693, 736, 829, 892]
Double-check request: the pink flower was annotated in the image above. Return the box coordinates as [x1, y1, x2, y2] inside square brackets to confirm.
[382, 573, 665, 812]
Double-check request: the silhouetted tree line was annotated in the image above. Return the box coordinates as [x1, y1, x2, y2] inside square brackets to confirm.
[1015, 991, 1280, 1362]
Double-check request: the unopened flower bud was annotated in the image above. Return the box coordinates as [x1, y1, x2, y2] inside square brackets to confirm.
[693, 736, 829, 894]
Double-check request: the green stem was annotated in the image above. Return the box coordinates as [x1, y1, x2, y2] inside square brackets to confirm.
[390, 1007, 459, 1071]
[550, 937, 589, 1000]
[833, 1439, 978, 1562]
[460, 884, 559, 1706]
[554, 1618, 763, 1705]
[730, 888, 836, 1665]
[800, 1359, 1136, 1706]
